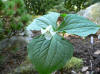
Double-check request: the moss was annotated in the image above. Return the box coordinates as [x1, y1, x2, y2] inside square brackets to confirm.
[64, 57, 83, 72]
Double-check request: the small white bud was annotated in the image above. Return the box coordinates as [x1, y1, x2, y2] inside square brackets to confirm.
[90, 36, 94, 45]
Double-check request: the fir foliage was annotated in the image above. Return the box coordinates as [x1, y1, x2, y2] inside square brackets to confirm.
[0, 0, 32, 40]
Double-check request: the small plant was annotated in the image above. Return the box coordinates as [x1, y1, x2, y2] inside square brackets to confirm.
[0, 0, 32, 40]
[65, 57, 83, 72]
[27, 12, 100, 74]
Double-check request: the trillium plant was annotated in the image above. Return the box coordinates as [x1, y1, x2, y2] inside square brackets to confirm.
[27, 12, 100, 74]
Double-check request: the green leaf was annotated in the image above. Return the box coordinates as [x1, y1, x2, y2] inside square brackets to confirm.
[27, 34, 73, 74]
[58, 14, 100, 37]
[60, 13, 67, 18]
[26, 12, 60, 31]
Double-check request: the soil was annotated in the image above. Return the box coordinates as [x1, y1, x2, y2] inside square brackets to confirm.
[66, 35, 100, 74]
[0, 34, 100, 74]
[0, 46, 27, 74]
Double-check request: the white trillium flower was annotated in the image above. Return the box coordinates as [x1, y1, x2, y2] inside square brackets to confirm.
[41, 25, 56, 40]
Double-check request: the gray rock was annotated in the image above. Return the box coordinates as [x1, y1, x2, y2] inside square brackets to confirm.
[9, 58, 37, 74]
[0, 36, 27, 50]
[78, 3, 100, 25]
[0, 29, 40, 51]
[77, 3, 100, 38]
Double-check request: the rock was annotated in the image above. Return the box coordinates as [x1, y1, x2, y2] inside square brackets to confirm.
[86, 71, 89, 74]
[71, 70, 77, 74]
[94, 50, 100, 55]
[98, 34, 100, 39]
[9, 58, 37, 74]
[94, 56, 100, 66]
[77, 2, 100, 38]
[77, 10, 85, 16]
[52, 71, 56, 74]
[24, 30, 40, 43]
[0, 36, 27, 51]
[81, 66, 88, 72]
[78, 3, 100, 25]
[0, 29, 40, 51]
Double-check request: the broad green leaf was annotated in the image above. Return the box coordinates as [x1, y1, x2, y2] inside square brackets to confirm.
[58, 14, 100, 37]
[26, 12, 60, 31]
[27, 34, 73, 74]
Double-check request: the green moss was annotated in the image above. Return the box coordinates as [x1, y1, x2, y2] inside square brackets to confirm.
[65, 57, 83, 71]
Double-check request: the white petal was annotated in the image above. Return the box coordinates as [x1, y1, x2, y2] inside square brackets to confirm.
[41, 28, 46, 34]
[46, 25, 52, 31]
[41, 25, 56, 40]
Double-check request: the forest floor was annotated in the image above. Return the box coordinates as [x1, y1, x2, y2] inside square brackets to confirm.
[0, 33, 100, 74]
[65, 35, 100, 74]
